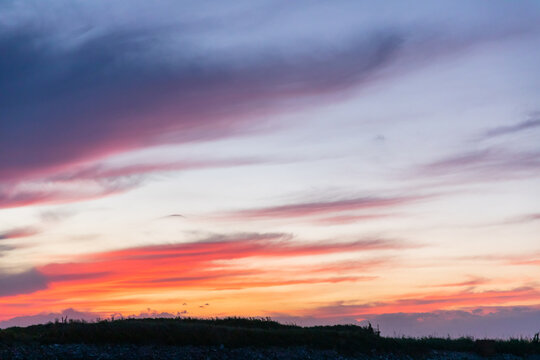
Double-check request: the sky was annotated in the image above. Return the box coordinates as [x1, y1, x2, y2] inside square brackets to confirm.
[1, 0, 540, 338]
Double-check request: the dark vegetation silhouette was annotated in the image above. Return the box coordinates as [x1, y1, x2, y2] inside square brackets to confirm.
[0, 317, 539, 357]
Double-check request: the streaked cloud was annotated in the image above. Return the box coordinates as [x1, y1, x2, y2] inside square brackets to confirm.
[0, 179, 140, 209]
[0, 157, 264, 209]
[0, 226, 39, 240]
[432, 277, 491, 288]
[418, 149, 540, 182]
[314, 214, 395, 225]
[221, 195, 428, 221]
[0, 27, 403, 183]
[307, 287, 540, 318]
[0, 232, 402, 320]
[480, 115, 540, 140]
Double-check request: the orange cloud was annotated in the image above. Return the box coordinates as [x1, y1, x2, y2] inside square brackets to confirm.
[0, 233, 396, 320]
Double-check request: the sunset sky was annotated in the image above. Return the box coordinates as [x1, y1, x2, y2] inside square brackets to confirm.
[1, 0, 540, 338]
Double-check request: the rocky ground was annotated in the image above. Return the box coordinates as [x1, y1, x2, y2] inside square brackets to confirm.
[1, 344, 540, 360]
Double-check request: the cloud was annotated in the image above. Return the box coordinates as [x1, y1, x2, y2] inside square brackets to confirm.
[0, 157, 268, 209]
[500, 213, 540, 226]
[314, 214, 395, 225]
[358, 307, 540, 338]
[0, 178, 140, 209]
[0, 226, 39, 240]
[0, 245, 17, 257]
[221, 195, 428, 220]
[305, 287, 540, 319]
[0, 26, 404, 183]
[418, 148, 540, 182]
[480, 115, 540, 139]
[0, 233, 399, 315]
[83, 232, 403, 262]
[457, 251, 540, 267]
[161, 214, 186, 219]
[39, 209, 76, 223]
[47, 158, 263, 182]
[432, 277, 490, 288]
[0, 269, 48, 297]
[1, 2, 535, 213]
[2, 3, 535, 185]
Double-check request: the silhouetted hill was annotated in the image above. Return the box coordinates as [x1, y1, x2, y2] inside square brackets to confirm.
[0, 317, 539, 359]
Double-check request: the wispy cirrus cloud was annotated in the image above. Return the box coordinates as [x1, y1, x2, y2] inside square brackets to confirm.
[480, 115, 540, 140]
[0, 178, 140, 209]
[47, 158, 265, 182]
[432, 277, 491, 288]
[314, 214, 395, 225]
[0, 157, 266, 209]
[417, 113, 540, 185]
[418, 148, 540, 182]
[499, 213, 540, 226]
[0, 226, 39, 240]
[221, 195, 428, 221]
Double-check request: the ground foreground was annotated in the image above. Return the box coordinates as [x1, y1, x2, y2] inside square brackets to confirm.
[0, 318, 539, 359]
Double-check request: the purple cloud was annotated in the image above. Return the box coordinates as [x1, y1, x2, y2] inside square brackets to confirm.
[359, 307, 540, 338]
[2, 11, 535, 185]
[0, 269, 48, 297]
[0, 28, 403, 183]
